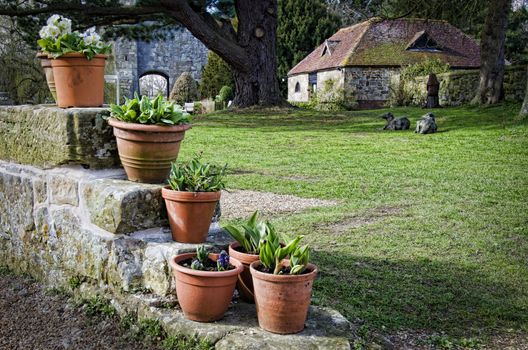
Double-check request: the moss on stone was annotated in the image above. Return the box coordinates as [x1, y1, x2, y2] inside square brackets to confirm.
[0, 105, 119, 169]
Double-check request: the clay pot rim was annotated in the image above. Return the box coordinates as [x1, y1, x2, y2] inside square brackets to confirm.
[250, 260, 318, 283]
[228, 242, 260, 262]
[48, 52, 110, 60]
[170, 252, 244, 277]
[161, 186, 221, 202]
[108, 118, 192, 133]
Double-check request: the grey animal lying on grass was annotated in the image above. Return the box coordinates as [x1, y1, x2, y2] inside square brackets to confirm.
[415, 113, 438, 134]
[381, 112, 410, 130]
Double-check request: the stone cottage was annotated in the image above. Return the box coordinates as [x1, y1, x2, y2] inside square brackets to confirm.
[287, 18, 481, 108]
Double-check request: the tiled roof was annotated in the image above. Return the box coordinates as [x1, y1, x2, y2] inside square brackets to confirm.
[288, 18, 481, 76]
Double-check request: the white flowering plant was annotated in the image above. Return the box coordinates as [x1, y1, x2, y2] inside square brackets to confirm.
[37, 15, 112, 60]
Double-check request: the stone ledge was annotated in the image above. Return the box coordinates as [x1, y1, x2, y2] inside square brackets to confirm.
[80, 178, 167, 235]
[0, 105, 119, 169]
[0, 162, 166, 235]
[77, 284, 353, 350]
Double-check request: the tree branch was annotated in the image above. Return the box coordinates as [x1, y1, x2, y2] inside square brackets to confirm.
[159, 0, 249, 72]
[0, 3, 164, 17]
[0, 0, 250, 72]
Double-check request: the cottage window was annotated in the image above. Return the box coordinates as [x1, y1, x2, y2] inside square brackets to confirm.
[322, 40, 340, 56]
[294, 82, 301, 92]
[406, 31, 443, 52]
[308, 73, 317, 92]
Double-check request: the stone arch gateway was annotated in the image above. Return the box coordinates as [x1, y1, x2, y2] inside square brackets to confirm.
[110, 27, 208, 101]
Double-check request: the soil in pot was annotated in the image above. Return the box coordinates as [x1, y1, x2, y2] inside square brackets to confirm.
[170, 253, 243, 322]
[162, 188, 220, 243]
[250, 260, 318, 334]
[108, 118, 191, 183]
[51, 53, 107, 107]
[228, 242, 260, 303]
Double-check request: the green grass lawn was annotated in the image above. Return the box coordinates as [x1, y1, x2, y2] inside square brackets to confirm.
[180, 103, 528, 347]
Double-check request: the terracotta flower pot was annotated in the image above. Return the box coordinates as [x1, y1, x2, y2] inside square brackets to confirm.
[161, 188, 220, 243]
[50, 53, 107, 107]
[170, 252, 243, 322]
[228, 242, 260, 303]
[108, 118, 191, 184]
[250, 260, 318, 334]
[36, 52, 56, 103]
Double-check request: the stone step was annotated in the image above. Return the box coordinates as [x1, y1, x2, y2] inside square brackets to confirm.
[78, 284, 353, 350]
[0, 161, 168, 235]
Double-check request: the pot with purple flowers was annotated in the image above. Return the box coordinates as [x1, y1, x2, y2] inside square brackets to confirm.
[170, 246, 243, 322]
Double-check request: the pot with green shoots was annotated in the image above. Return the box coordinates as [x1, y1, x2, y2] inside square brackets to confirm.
[250, 233, 317, 334]
[224, 211, 277, 303]
[107, 93, 191, 184]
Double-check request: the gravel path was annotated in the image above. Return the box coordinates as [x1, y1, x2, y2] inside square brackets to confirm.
[220, 189, 337, 220]
[0, 273, 158, 350]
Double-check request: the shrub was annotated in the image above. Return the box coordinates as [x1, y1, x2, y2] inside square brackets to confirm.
[215, 85, 234, 103]
[170, 72, 199, 104]
[400, 58, 450, 81]
[199, 51, 234, 99]
[389, 58, 450, 107]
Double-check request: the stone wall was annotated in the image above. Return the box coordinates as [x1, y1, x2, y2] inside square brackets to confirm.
[317, 69, 345, 101]
[287, 70, 346, 103]
[113, 38, 139, 101]
[112, 28, 208, 101]
[0, 161, 198, 296]
[288, 67, 399, 108]
[402, 66, 527, 106]
[344, 67, 399, 108]
[137, 28, 208, 90]
[287, 74, 310, 102]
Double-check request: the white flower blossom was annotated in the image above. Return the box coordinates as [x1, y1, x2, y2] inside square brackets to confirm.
[39, 24, 61, 39]
[47, 14, 61, 26]
[82, 27, 102, 47]
[44, 15, 72, 36]
[57, 17, 72, 35]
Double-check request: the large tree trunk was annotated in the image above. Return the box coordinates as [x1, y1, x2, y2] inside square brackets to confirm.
[232, 0, 283, 107]
[166, 0, 284, 107]
[521, 66, 528, 116]
[474, 0, 511, 104]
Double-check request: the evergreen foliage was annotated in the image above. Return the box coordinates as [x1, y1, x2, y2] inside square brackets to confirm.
[505, 6, 528, 65]
[277, 0, 341, 95]
[170, 72, 199, 104]
[199, 51, 234, 99]
[216, 85, 234, 103]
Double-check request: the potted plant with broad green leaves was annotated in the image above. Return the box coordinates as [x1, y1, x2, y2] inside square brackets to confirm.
[223, 211, 275, 303]
[162, 155, 226, 243]
[170, 246, 243, 322]
[107, 93, 191, 183]
[250, 234, 317, 334]
[37, 15, 112, 107]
